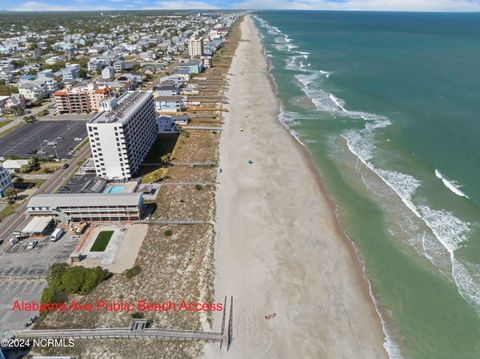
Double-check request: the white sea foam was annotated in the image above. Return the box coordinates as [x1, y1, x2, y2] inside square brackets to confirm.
[278, 110, 305, 146]
[343, 128, 478, 307]
[435, 169, 469, 198]
[279, 110, 299, 124]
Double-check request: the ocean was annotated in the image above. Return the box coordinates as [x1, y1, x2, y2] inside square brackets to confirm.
[253, 11, 480, 359]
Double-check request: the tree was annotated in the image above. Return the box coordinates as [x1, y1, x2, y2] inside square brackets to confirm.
[4, 187, 18, 201]
[77, 67, 87, 79]
[23, 115, 36, 123]
[12, 176, 24, 187]
[160, 154, 170, 166]
[20, 164, 32, 173]
[28, 156, 39, 169]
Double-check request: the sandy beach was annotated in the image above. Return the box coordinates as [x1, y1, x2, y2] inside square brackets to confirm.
[205, 15, 388, 359]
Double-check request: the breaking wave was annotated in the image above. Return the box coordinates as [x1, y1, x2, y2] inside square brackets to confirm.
[435, 169, 469, 198]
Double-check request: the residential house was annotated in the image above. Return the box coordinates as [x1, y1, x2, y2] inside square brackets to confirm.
[154, 96, 186, 113]
[178, 60, 203, 74]
[45, 56, 65, 65]
[18, 82, 44, 103]
[155, 81, 179, 97]
[157, 115, 178, 133]
[37, 69, 54, 80]
[61, 64, 80, 81]
[113, 60, 126, 72]
[101, 66, 115, 80]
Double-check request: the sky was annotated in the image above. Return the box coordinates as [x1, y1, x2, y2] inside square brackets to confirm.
[3, 0, 480, 12]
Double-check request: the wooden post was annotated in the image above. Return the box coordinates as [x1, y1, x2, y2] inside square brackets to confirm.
[227, 296, 233, 351]
[220, 295, 227, 349]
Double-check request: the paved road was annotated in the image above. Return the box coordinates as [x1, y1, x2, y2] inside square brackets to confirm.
[0, 145, 91, 249]
[14, 327, 223, 341]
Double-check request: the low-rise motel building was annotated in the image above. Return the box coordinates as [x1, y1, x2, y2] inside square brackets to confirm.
[26, 193, 144, 222]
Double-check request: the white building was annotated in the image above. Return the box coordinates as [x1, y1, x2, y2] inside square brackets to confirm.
[157, 115, 178, 134]
[87, 91, 157, 180]
[27, 193, 144, 222]
[114, 60, 126, 72]
[0, 164, 13, 198]
[101, 65, 115, 79]
[154, 96, 186, 113]
[188, 37, 204, 59]
[18, 83, 44, 102]
[61, 64, 80, 81]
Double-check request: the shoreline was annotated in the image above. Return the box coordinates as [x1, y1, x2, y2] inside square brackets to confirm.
[265, 31, 398, 359]
[263, 34, 400, 358]
[205, 15, 388, 358]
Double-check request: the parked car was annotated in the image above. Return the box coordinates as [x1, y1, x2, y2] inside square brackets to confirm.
[74, 137, 82, 141]
[27, 240, 38, 250]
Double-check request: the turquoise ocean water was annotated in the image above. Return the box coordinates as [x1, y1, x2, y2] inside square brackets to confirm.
[253, 11, 480, 359]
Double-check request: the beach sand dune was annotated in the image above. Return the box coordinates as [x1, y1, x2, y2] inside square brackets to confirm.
[205, 15, 388, 359]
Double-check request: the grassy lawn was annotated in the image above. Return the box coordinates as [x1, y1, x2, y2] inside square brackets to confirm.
[90, 231, 114, 252]
[0, 123, 22, 138]
[73, 138, 89, 154]
[0, 120, 11, 128]
[0, 202, 20, 220]
[22, 179, 46, 188]
[31, 162, 63, 174]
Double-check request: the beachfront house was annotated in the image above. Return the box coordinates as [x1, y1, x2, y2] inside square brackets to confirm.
[177, 59, 203, 74]
[154, 96, 186, 113]
[157, 115, 179, 133]
[155, 81, 179, 97]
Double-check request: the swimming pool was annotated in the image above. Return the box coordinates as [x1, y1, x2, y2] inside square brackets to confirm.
[106, 185, 125, 194]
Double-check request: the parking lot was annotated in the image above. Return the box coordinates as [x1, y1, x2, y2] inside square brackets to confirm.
[0, 278, 47, 337]
[1, 233, 77, 277]
[0, 233, 78, 336]
[0, 120, 87, 160]
[57, 173, 105, 194]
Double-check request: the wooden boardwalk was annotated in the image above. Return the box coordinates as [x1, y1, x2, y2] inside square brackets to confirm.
[14, 327, 223, 342]
[13, 296, 235, 349]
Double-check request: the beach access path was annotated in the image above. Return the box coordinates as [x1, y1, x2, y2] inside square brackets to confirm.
[205, 15, 388, 359]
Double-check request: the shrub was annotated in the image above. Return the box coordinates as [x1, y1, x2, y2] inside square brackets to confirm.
[124, 265, 141, 279]
[40, 264, 112, 309]
[164, 229, 172, 237]
[131, 312, 144, 319]
[195, 184, 203, 190]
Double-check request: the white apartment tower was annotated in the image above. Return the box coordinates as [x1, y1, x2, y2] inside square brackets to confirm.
[87, 91, 157, 180]
[188, 37, 204, 58]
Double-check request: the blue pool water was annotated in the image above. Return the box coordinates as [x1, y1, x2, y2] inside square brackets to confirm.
[106, 185, 125, 194]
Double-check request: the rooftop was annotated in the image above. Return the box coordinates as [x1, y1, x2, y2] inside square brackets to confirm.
[89, 91, 152, 125]
[27, 193, 142, 208]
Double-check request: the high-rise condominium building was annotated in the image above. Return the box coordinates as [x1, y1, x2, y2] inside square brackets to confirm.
[188, 37, 204, 58]
[87, 91, 157, 180]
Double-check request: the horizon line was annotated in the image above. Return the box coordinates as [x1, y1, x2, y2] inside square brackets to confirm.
[2, 9, 480, 13]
